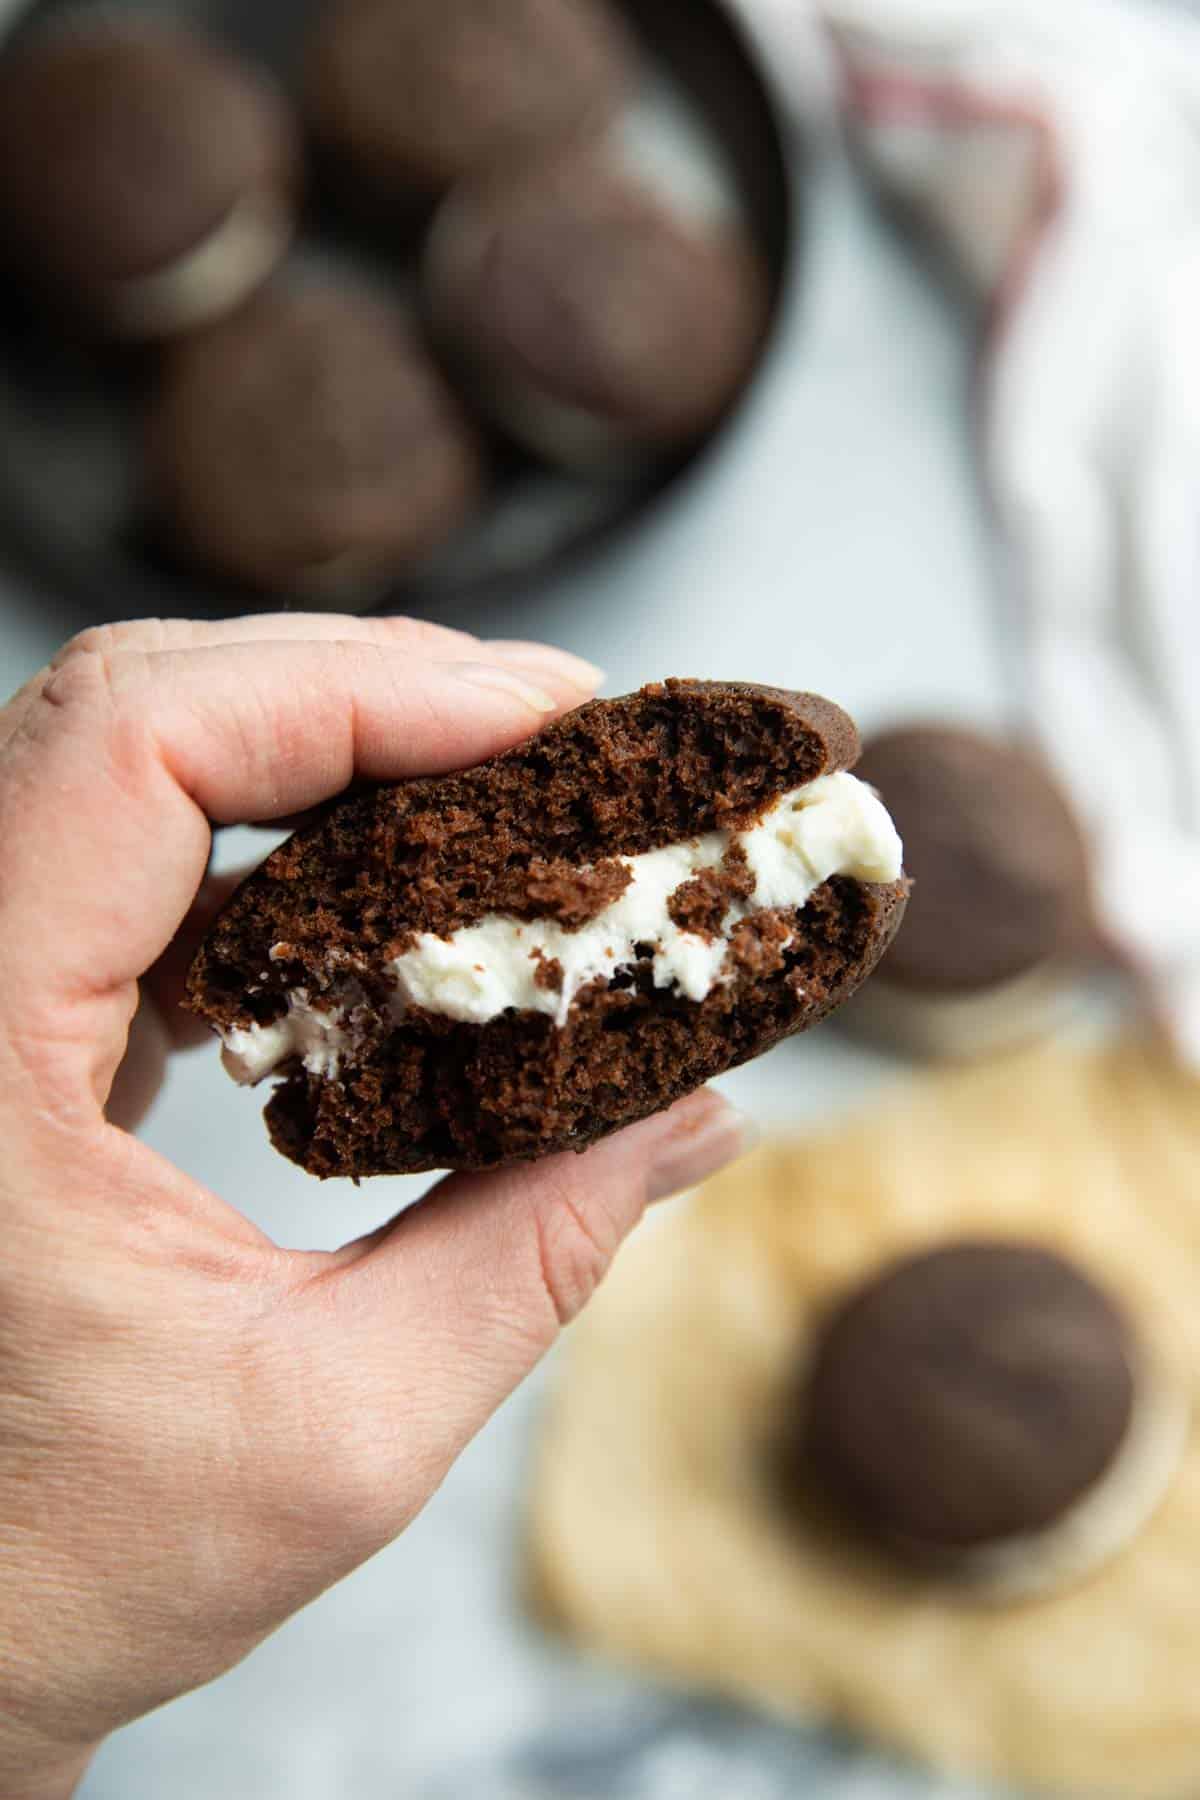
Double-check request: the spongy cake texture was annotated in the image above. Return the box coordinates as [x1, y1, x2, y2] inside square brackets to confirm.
[188, 681, 906, 1177]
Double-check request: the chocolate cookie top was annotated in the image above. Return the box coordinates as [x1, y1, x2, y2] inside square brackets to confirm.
[855, 725, 1092, 993]
[196, 679, 866, 964]
[145, 279, 483, 593]
[424, 140, 770, 451]
[306, 0, 634, 198]
[0, 17, 297, 304]
[799, 1243, 1137, 1556]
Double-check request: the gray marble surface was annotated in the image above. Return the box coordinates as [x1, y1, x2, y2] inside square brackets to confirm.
[1, 152, 1013, 1798]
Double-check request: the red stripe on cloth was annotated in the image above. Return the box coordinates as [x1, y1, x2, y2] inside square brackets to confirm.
[835, 56, 1064, 354]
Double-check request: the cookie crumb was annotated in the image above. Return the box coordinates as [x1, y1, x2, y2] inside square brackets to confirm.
[669, 845, 755, 939]
[523, 856, 632, 928]
[532, 950, 565, 994]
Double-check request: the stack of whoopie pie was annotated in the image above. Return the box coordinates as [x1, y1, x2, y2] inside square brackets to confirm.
[0, 0, 771, 599]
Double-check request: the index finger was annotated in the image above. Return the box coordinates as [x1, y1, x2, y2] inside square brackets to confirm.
[0, 638, 598, 1012]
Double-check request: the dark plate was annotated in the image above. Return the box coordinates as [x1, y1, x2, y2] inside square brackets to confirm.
[0, 0, 797, 624]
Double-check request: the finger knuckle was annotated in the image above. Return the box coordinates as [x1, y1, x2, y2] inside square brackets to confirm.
[531, 1175, 621, 1329]
[51, 623, 123, 670]
[50, 620, 168, 670]
[4, 649, 157, 823]
[39, 640, 126, 714]
[31, 658, 113, 738]
[33, 648, 153, 781]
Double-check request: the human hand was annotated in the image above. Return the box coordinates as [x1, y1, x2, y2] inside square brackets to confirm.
[0, 615, 749, 1800]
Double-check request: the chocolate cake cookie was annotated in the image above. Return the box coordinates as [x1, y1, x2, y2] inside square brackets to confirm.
[0, 15, 299, 338]
[844, 724, 1094, 1058]
[305, 0, 634, 206]
[796, 1242, 1185, 1598]
[422, 138, 771, 468]
[144, 278, 484, 596]
[188, 682, 908, 1178]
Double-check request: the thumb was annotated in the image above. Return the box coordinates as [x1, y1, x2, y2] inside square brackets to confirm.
[298, 1090, 750, 1542]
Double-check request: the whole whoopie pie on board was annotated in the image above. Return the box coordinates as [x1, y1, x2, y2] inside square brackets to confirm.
[530, 1040, 1200, 1800]
[797, 1241, 1185, 1600]
[845, 723, 1095, 1058]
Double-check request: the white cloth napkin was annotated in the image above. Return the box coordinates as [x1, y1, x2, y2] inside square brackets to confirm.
[735, 0, 1200, 1062]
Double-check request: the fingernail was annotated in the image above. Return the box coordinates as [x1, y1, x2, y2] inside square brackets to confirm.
[645, 1092, 757, 1205]
[485, 640, 605, 692]
[450, 661, 558, 715]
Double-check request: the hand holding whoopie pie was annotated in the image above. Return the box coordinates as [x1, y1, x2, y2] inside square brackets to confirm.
[0, 617, 754, 1798]
[192, 680, 906, 1176]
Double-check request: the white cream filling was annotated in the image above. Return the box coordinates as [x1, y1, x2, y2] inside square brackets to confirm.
[108, 188, 291, 337]
[221, 988, 352, 1087]
[389, 773, 902, 1027]
[219, 772, 903, 1085]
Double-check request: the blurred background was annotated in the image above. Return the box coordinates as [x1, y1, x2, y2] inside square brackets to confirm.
[3, 0, 1199, 1793]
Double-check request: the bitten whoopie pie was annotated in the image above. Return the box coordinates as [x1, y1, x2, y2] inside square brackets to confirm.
[423, 138, 771, 469]
[144, 278, 484, 596]
[305, 0, 634, 206]
[845, 724, 1094, 1057]
[0, 15, 299, 338]
[796, 1242, 1185, 1597]
[188, 681, 908, 1178]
